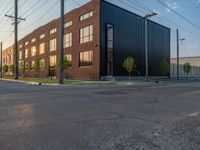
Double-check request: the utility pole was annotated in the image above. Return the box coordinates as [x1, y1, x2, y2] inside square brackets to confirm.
[176, 29, 185, 80]
[59, 0, 64, 84]
[14, 0, 18, 80]
[5, 0, 25, 80]
[143, 12, 157, 81]
[0, 42, 2, 78]
[176, 29, 179, 80]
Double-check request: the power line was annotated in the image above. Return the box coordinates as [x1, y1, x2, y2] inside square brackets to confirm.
[0, 0, 12, 25]
[156, 0, 200, 31]
[118, 0, 146, 14]
[19, 0, 29, 9]
[0, 0, 12, 17]
[21, 0, 59, 30]
[0, 30, 13, 33]
[126, 0, 200, 39]
[20, 0, 48, 17]
[71, 0, 81, 6]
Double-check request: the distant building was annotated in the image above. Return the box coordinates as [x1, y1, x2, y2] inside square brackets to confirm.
[171, 57, 200, 78]
[2, 0, 170, 80]
[2, 46, 14, 75]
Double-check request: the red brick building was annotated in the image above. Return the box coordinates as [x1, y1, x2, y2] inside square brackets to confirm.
[2, 0, 170, 80]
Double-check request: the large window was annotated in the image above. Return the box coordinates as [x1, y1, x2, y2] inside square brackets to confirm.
[40, 59, 45, 70]
[50, 28, 57, 34]
[31, 61, 35, 70]
[80, 11, 93, 21]
[40, 34, 45, 39]
[11, 55, 13, 62]
[31, 46, 37, 57]
[39, 43, 45, 54]
[80, 25, 93, 44]
[19, 51, 22, 59]
[79, 51, 93, 67]
[64, 21, 72, 28]
[25, 61, 29, 71]
[31, 38, 36, 43]
[25, 49, 28, 58]
[106, 24, 114, 76]
[25, 41, 29, 46]
[49, 55, 56, 67]
[65, 54, 72, 67]
[50, 38, 56, 51]
[64, 33, 72, 48]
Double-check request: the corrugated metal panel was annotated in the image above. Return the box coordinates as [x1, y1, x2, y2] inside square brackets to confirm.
[100, 1, 170, 76]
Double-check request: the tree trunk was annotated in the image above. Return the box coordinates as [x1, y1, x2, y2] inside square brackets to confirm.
[129, 72, 131, 81]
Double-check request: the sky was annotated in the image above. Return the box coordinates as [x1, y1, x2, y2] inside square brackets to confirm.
[0, 0, 200, 58]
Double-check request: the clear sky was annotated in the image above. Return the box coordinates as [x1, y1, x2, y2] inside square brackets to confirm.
[0, 0, 199, 58]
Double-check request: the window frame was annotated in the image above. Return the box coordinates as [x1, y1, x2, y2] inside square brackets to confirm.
[80, 25, 93, 44]
[79, 51, 93, 68]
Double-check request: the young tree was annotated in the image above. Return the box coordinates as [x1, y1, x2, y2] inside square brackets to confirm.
[183, 62, 192, 79]
[3, 65, 9, 76]
[122, 56, 136, 80]
[57, 57, 70, 70]
[160, 59, 170, 77]
[9, 65, 15, 76]
[56, 57, 70, 79]
[19, 61, 26, 78]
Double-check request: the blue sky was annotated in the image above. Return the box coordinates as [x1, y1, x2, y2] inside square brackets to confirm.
[0, 0, 199, 58]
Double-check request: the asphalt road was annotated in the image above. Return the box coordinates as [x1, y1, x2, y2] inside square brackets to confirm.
[0, 80, 200, 150]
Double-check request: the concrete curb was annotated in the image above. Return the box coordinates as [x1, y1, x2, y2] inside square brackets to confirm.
[0, 78, 41, 85]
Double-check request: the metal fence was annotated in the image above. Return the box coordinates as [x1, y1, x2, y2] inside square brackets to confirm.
[171, 64, 200, 78]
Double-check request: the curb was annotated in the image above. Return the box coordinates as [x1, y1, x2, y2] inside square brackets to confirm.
[0, 78, 41, 85]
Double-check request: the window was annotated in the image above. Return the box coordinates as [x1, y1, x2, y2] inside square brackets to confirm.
[25, 61, 29, 71]
[31, 46, 37, 56]
[79, 51, 93, 67]
[19, 51, 22, 60]
[3, 57, 5, 63]
[40, 59, 45, 70]
[18, 60, 23, 68]
[80, 11, 93, 21]
[50, 28, 57, 34]
[80, 25, 93, 44]
[106, 24, 114, 76]
[50, 38, 56, 51]
[25, 41, 29, 46]
[31, 38, 36, 43]
[49, 55, 56, 67]
[25, 49, 28, 58]
[64, 33, 72, 48]
[65, 54, 72, 67]
[39, 43, 45, 54]
[31, 61, 35, 70]
[11, 55, 13, 62]
[64, 21, 72, 28]
[40, 34, 45, 39]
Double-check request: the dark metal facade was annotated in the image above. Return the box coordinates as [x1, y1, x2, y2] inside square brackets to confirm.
[100, 0, 170, 77]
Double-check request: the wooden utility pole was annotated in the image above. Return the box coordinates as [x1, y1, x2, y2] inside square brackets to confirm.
[59, 0, 64, 84]
[5, 0, 25, 80]
[176, 29, 179, 80]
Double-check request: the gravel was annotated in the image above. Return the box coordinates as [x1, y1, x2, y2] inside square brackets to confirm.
[100, 115, 200, 150]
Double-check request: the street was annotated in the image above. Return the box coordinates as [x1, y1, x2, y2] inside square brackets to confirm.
[0, 80, 200, 150]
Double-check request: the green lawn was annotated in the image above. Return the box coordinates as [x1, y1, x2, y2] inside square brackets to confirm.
[2, 76, 113, 85]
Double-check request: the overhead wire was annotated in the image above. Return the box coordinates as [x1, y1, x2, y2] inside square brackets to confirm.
[156, 0, 200, 31]
[125, 0, 200, 39]
[20, 0, 59, 30]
